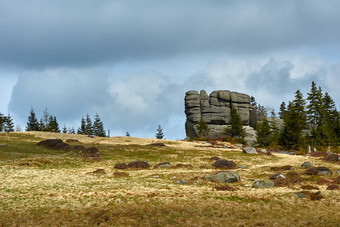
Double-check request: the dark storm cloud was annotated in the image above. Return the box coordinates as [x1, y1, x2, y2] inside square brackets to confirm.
[1, 0, 340, 68]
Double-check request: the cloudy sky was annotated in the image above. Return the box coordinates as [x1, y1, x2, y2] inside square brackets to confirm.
[1, 0, 340, 139]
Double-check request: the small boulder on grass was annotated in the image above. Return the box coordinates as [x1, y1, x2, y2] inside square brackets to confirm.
[212, 159, 238, 169]
[154, 162, 171, 168]
[296, 191, 323, 200]
[301, 162, 313, 169]
[205, 171, 240, 183]
[127, 161, 151, 169]
[243, 147, 257, 154]
[252, 180, 274, 188]
[304, 167, 332, 175]
[269, 173, 286, 180]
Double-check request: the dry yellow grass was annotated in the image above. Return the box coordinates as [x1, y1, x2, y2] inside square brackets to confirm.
[0, 132, 339, 226]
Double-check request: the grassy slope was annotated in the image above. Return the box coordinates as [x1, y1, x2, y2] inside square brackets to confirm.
[0, 132, 339, 227]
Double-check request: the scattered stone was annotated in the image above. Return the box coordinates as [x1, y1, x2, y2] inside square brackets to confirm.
[214, 185, 237, 191]
[252, 180, 274, 188]
[152, 175, 159, 178]
[296, 191, 323, 200]
[336, 170, 340, 174]
[87, 169, 106, 174]
[0, 143, 7, 146]
[114, 163, 128, 169]
[327, 184, 339, 190]
[205, 171, 240, 183]
[259, 149, 268, 154]
[235, 144, 243, 148]
[304, 167, 332, 175]
[243, 147, 257, 154]
[154, 162, 171, 168]
[66, 139, 80, 143]
[269, 173, 286, 180]
[324, 154, 340, 162]
[301, 162, 313, 169]
[300, 185, 319, 190]
[127, 161, 151, 169]
[21, 163, 29, 166]
[210, 156, 220, 161]
[237, 165, 248, 169]
[296, 192, 307, 199]
[113, 171, 130, 177]
[37, 139, 70, 150]
[212, 159, 238, 169]
[175, 179, 188, 184]
[271, 165, 293, 171]
[147, 143, 166, 147]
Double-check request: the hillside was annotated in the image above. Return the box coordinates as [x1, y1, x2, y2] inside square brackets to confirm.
[0, 132, 339, 226]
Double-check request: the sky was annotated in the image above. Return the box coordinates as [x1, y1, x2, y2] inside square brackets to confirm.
[1, 0, 340, 139]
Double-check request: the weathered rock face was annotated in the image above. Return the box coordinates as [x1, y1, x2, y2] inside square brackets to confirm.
[185, 90, 251, 139]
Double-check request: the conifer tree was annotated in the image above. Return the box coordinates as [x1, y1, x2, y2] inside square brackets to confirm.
[3, 114, 15, 132]
[62, 125, 68, 133]
[306, 82, 323, 129]
[26, 108, 40, 131]
[278, 102, 286, 119]
[93, 113, 105, 137]
[155, 125, 164, 139]
[39, 119, 45, 131]
[77, 117, 86, 134]
[224, 107, 245, 139]
[85, 114, 93, 136]
[279, 90, 307, 150]
[47, 116, 60, 132]
[42, 108, 50, 129]
[126, 132, 130, 137]
[195, 118, 210, 137]
[256, 117, 271, 146]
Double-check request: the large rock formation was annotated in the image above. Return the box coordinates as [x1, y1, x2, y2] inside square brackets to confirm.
[185, 90, 252, 139]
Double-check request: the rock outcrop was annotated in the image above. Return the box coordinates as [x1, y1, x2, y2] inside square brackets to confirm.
[185, 90, 252, 139]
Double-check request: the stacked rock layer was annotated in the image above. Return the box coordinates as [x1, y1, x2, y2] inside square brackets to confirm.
[185, 90, 251, 139]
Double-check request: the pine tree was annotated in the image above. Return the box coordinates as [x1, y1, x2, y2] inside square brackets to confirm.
[155, 125, 164, 139]
[46, 116, 60, 132]
[256, 117, 271, 146]
[279, 90, 307, 150]
[3, 114, 15, 132]
[85, 114, 93, 136]
[93, 113, 105, 137]
[278, 102, 286, 119]
[38, 119, 45, 131]
[195, 118, 210, 137]
[321, 92, 338, 146]
[62, 125, 68, 133]
[249, 96, 257, 128]
[126, 132, 130, 137]
[77, 117, 86, 134]
[306, 82, 323, 129]
[26, 108, 40, 131]
[224, 107, 245, 139]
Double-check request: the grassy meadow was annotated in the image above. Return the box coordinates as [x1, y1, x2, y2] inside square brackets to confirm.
[0, 132, 339, 226]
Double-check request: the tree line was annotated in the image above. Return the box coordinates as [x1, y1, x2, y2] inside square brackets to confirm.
[256, 81, 339, 151]
[0, 113, 15, 132]
[25, 108, 106, 137]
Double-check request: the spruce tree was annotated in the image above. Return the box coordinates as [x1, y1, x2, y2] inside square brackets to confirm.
[26, 108, 40, 131]
[126, 132, 130, 137]
[306, 82, 323, 129]
[224, 107, 245, 139]
[47, 116, 60, 132]
[68, 127, 76, 134]
[195, 118, 210, 137]
[3, 114, 15, 132]
[62, 125, 68, 133]
[39, 119, 45, 131]
[279, 90, 307, 150]
[256, 117, 271, 146]
[85, 114, 93, 136]
[278, 102, 286, 119]
[93, 113, 106, 137]
[155, 125, 164, 139]
[77, 117, 86, 134]
[321, 92, 338, 146]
